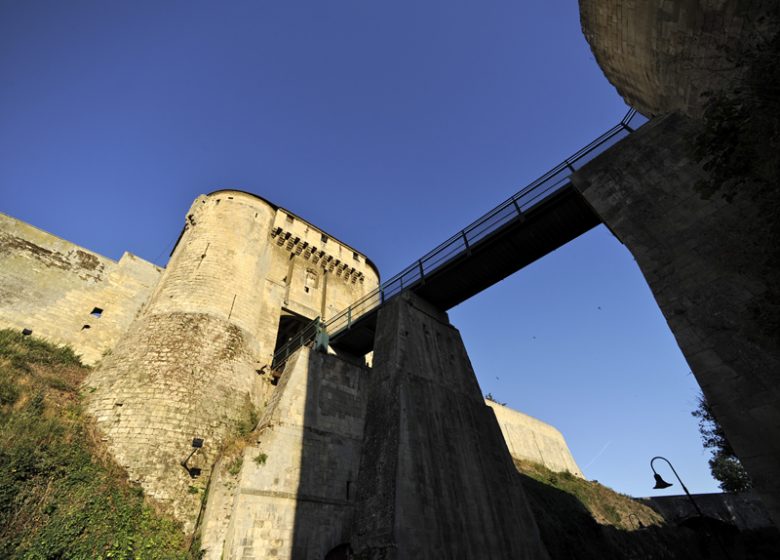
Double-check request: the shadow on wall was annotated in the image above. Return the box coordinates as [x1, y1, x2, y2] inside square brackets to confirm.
[288, 348, 368, 558]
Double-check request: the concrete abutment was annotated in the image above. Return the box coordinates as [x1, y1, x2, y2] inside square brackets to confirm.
[351, 292, 550, 559]
[572, 112, 780, 528]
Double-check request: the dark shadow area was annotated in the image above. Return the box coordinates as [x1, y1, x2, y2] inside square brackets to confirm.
[517, 469, 780, 559]
[287, 346, 367, 559]
[273, 311, 313, 355]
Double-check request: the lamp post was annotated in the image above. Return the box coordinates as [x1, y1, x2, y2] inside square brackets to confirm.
[650, 456, 734, 560]
[650, 456, 703, 517]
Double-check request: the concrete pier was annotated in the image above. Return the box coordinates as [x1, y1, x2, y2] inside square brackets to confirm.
[351, 292, 549, 559]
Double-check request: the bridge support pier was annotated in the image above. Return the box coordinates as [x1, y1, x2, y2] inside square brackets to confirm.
[572, 112, 780, 528]
[351, 292, 549, 559]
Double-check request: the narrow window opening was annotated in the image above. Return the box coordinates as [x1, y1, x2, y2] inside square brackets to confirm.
[22, 328, 32, 336]
[304, 287, 310, 293]
[81, 324, 91, 330]
[320, 234, 328, 243]
[228, 196, 234, 199]
[353, 252, 360, 262]
[286, 214, 294, 224]
[90, 307, 103, 318]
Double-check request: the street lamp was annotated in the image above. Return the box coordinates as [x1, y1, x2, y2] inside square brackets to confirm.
[650, 456, 703, 517]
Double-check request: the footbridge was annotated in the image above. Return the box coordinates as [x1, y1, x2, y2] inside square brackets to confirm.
[273, 109, 647, 366]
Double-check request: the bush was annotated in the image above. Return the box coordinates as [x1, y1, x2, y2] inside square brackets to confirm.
[254, 453, 268, 466]
[0, 329, 192, 559]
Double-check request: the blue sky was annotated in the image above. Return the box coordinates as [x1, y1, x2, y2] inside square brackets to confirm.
[0, 1, 716, 497]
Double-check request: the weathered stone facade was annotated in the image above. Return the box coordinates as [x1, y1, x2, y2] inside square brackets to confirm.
[205, 347, 368, 559]
[83, 191, 381, 530]
[487, 400, 583, 477]
[0, 212, 162, 365]
[579, 0, 779, 117]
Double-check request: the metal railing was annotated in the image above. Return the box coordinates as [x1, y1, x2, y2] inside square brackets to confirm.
[270, 317, 326, 371]
[270, 109, 647, 370]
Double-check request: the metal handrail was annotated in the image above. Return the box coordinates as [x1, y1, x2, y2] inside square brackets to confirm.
[270, 317, 323, 371]
[270, 109, 647, 369]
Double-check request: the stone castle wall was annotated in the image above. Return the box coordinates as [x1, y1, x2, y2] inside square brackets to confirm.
[641, 491, 776, 532]
[2, 192, 585, 545]
[84, 190, 380, 530]
[579, 0, 778, 116]
[207, 346, 368, 560]
[0, 212, 162, 365]
[486, 401, 583, 477]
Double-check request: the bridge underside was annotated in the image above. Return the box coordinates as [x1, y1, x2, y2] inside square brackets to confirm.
[331, 184, 601, 356]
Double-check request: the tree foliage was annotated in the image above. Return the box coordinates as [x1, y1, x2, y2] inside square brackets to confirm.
[691, 393, 752, 493]
[484, 393, 506, 406]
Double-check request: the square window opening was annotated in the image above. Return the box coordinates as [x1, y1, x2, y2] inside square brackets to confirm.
[90, 307, 104, 318]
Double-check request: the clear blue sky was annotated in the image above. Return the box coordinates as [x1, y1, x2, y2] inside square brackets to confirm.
[0, 1, 717, 497]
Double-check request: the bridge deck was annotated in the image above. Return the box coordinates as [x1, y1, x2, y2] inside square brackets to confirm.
[270, 110, 647, 370]
[330, 184, 600, 356]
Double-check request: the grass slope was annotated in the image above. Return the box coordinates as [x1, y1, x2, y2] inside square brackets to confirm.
[515, 459, 663, 530]
[515, 459, 780, 559]
[0, 330, 191, 560]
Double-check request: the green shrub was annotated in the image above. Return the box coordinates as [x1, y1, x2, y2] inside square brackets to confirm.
[234, 395, 258, 438]
[226, 457, 243, 476]
[253, 453, 268, 466]
[0, 329, 192, 559]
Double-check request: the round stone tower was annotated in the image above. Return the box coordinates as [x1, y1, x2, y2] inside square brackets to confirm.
[85, 192, 275, 527]
[579, 0, 778, 116]
[85, 190, 379, 530]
